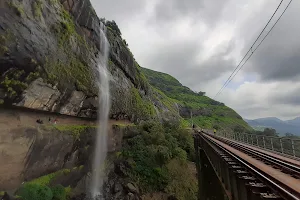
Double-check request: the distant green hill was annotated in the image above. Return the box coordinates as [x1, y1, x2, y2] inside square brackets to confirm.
[141, 67, 252, 133]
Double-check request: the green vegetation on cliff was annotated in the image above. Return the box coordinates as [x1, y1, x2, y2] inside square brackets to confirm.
[17, 168, 78, 200]
[121, 121, 197, 199]
[141, 67, 251, 132]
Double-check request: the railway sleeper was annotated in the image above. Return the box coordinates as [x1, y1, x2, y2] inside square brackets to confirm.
[201, 134, 298, 200]
[260, 193, 283, 199]
[246, 182, 271, 200]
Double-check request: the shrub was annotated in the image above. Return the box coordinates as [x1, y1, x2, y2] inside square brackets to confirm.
[122, 121, 196, 192]
[51, 185, 66, 200]
[165, 159, 198, 200]
[18, 183, 53, 200]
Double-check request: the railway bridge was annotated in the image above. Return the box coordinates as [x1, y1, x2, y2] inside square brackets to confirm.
[194, 131, 300, 200]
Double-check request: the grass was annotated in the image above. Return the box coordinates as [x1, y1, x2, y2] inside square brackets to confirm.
[130, 87, 157, 120]
[152, 87, 178, 114]
[33, 0, 43, 18]
[8, 1, 25, 17]
[28, 169, 71, 186]
[141, 67, 252, 133]
[0, 46, 9, 55]
[43, 2, 94, 94]
[44, 55, 96, 95]
[53, 125, 96, 140]
[17, 167, 82, 200]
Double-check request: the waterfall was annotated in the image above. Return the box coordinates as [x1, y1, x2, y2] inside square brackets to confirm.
[90, 21, 110, 199]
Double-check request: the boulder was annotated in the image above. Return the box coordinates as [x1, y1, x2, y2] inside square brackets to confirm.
[126, 183, 138, 194]
[60, 91, 86, 116]
[114, 182, 123, 194]
[15, 78, 60, 111]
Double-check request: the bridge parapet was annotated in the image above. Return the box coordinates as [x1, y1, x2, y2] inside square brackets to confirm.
[194, 132, 298, 200]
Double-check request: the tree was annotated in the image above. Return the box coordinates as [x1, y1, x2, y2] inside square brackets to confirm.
[263, 128, 277, 136]
[197, 91, 206, 96]
[99, 18, 106, 24]
[123, 39, 128, 46]
[234, 125, 245, 133]
[106, 20, 122, 36]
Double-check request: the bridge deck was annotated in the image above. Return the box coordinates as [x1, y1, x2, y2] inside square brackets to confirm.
[203, 133, 300, 199]
[219, 136, 300, 167]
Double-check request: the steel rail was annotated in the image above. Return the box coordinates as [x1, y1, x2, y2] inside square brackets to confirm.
[214, 135, 300, 177]
[201, 133, 300, 200]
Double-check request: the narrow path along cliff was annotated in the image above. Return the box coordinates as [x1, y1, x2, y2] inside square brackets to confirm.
[0, 107, 132, 191]
[0, 106, 131, 130]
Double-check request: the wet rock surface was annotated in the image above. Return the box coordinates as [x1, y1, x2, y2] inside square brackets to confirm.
[15, 78, 61, 111]
[0, 0, 178, 122]
[0, 107, 132, 191]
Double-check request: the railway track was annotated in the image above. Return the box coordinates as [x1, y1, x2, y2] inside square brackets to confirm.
[199, 132, 300, 200]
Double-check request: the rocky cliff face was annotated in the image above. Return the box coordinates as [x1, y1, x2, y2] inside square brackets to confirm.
[0, 0, 181, 123]
[0, 109, 128, 191]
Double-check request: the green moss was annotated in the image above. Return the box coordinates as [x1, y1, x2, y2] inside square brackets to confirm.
[64, 186, 72, 196]
[25, 71, 40, 83]
[30, 172, 59, 186]
[180, 119, 190, 128]
[152, 87, 177, 113]
[49, 0, 58, 5]
[33, 0, 43, 18]
[0, 46, 9, 55]
[54, 125, 96, 141]
[130, 87, 156, 120]
[8, 1, 25, 17]
[44, 55, 95, 95]
[0, 31, 15, 56]
[115, 151, 122, 158]
[0, 30, 14, 46]
[0, 35, 6, 44]
[1, 76, 28, 99]
[52, 8, 87, 48]
[28, 168, 71, 187]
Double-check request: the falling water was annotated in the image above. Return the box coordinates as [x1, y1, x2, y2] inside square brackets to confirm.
[90, 22, 110, 199]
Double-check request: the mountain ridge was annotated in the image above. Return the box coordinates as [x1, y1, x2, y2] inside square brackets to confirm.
[245, 117, 300, 135]
[141, 67, 252, 133]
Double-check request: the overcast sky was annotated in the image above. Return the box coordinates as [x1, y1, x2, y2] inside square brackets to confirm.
[91, 0, 300, 120]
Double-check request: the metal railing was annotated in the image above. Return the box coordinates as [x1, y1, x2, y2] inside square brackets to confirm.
[216, 132, 300, 158]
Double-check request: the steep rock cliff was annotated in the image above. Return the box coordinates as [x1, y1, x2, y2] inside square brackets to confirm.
[0, 120, 128, 191]
[0, 0, 181, 123]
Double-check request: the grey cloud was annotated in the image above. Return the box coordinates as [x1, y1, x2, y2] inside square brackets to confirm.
[91, 0, 146, 24]
[91, 0, 300, 119]
[240, 1, 300, 82]
[152, 0, 229, 26]
[144, 39, 237, 90]
[271, 85, 300, 106]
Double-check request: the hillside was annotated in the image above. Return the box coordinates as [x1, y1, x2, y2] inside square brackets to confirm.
[0, 0, 182, 124]
[0, 0, 195, 199]
[141, 67, 251, 133]
[245, 117, 300, 136]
